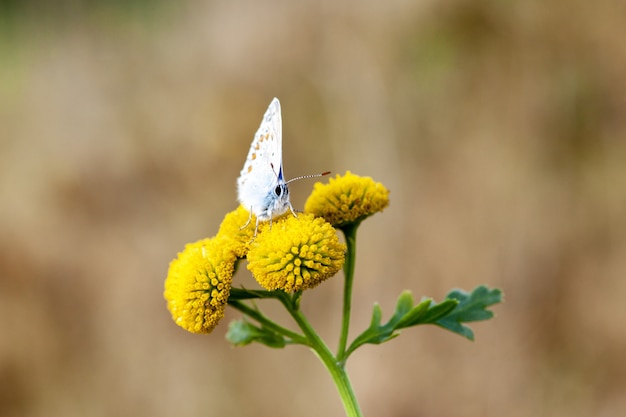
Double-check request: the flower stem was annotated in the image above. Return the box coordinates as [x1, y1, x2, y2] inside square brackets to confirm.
[283, 297, 363, 417]
[337, 223, 358, 362]
[228, 300, 308, 345]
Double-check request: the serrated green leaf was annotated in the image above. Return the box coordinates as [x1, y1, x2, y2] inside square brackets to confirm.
[395, 298, 432, 328]
[434, 285, 502, 340]
[420, 299, 459, 323]
[226, 320, 254, 345]
[346, 293, 413, 356]
[384, 291, 415, 328]
[394, 291, 415, 317]
[226, 320, 287, 348]
[370, 303, 383, 328]
[345, 286, 502, 357]
[346, 292, 430, 356]
[351, 304, 397, 347]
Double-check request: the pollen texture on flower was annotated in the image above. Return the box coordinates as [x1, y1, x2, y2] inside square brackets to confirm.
[217, 205, 259, 258]
[304, 171, 390, 228]
[164, 237, 235, 334]
[246, 214, 346, 292]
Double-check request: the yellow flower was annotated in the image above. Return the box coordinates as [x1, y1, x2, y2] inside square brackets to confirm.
[304, 171, 390, 228]
[217, 206, 258, 258]
[164, 237, 235, 334]
[247, 214, 346, 292]
[217, 205, 284, 258]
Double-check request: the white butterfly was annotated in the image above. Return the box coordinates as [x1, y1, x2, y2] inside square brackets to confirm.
[237, 97, 327, 235]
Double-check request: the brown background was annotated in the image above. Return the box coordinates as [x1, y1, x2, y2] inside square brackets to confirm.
[1, 1, 625, 416]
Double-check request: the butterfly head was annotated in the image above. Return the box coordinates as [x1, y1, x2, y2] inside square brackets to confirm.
[255, 164, 291, 221]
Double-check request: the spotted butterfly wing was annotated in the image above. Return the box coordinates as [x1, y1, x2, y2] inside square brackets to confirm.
[237, 98, 293, 229]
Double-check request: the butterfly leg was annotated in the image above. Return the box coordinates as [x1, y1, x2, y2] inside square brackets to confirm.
[267, 208, 273, 233]
[240, 207, 253, 230]
[288, 202, 298, 218]
[254, 216, 260, 238]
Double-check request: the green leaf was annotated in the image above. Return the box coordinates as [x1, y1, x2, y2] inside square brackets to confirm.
[434, 286, 503, 341]
[345, 291, 433, 356]
[226, 319, 287, 348]
[418, 299, 459, 323]
[393, 291, 415, 318]
[395, 298, 431, 328]
[345, 286, 503, 357]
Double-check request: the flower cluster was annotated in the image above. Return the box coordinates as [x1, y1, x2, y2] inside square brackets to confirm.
[164, 237, 235, 334]
[305, 171, 389, 229]
[247, 214, 346, 292]
[164, 171, 389, 334]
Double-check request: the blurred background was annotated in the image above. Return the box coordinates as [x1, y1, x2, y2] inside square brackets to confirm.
[1, 0, 625, 416]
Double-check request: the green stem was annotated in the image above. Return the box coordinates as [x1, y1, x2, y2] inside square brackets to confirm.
[337, 223, 358, 362]
[228, 300, 308, 345]
[282, 296, 363, 417]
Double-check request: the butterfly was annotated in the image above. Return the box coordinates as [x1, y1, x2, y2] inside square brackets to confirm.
[237, 97, 328, 236]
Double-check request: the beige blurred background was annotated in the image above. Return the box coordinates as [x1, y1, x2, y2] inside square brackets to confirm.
[1, 1, 625, 416]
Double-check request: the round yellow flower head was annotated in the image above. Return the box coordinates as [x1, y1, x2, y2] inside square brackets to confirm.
[164, 237, 235, 334]
[217, 206, 259, 258]
[217, 205, 280, 258]
[304, 171, 390, 228]
[246, 214, 346, 292]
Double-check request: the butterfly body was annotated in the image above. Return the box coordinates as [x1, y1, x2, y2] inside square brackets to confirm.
[237, 98, 295, 230]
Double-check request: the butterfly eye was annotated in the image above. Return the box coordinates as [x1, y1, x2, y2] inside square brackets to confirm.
[274, 185, 282, 196]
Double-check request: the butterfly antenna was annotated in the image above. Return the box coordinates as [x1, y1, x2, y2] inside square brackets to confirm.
[286, 171, 331, 184]
[270, 163, 281, 181]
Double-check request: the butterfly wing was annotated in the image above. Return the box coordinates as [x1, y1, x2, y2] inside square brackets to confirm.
[237, 98, 288, 220]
